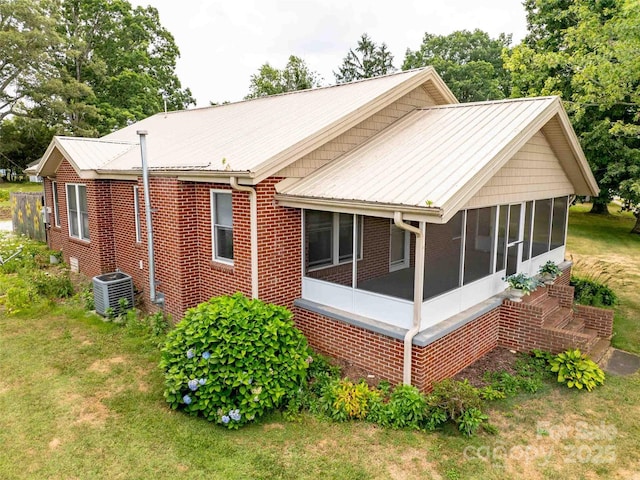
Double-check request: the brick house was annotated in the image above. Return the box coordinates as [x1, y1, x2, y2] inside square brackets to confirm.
[31, 68, 613, 390]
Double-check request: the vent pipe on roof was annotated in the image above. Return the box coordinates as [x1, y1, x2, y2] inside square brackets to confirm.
[393, 212, 425, 386]
[138, 130, 164, 307]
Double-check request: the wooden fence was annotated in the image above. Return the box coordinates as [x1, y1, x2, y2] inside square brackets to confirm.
[10, 192, 46, 241]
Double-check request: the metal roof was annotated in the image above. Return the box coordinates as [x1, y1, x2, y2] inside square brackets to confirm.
[95, 67, 455, 180]
[276, 96, 598, 222]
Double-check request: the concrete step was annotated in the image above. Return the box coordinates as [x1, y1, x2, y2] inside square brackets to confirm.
[543, 306, 572, 329]
[588, 337, 611, 364]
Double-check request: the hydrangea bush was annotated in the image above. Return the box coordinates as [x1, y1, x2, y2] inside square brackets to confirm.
[160, 293, 310, 428]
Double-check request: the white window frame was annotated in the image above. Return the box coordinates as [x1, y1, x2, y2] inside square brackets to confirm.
[305, 210, 363, 271]
[133, 185, 142, 243]
[52, 180, 60, 227]
[66, 183, 89, 241]
[210, 189, 233, 265]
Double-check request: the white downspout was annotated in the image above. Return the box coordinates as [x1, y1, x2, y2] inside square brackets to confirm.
[230, 177, 258, 299]
[393, 212, 425, 385]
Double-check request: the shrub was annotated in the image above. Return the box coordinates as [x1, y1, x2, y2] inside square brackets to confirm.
[0, 190, 9, 201]
[328, 379, 378, 421]
[30, 269, 74, 298]
[160, 293, 310, 428]
[549, 349, 605, 392]
[458, 407, 489, 436]
[4, 284, 37, 313]
[427, 379, 483, 421]
[384, 384, 429, 429]
[570, 276, 617, 307]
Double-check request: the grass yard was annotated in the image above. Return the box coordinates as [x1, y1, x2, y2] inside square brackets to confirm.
[0, 205, 639, 479]
[566, 203, 640, 354]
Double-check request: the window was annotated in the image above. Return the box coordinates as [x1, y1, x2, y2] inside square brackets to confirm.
[133, 186, 142, 243]
[463, 207, 496, 284]
[532, 198, 552, 257]
[211, 190, 233, 263]
[424, 211, 464, 300]
[52, 181, 60, 227]
[550, 196, 568, 249]
[305, 210, 362, 269]
[66, 184, 89, 241]
[522, 201, 533, 261]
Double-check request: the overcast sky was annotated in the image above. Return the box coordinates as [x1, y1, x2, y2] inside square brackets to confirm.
[128, 0, 529, 107]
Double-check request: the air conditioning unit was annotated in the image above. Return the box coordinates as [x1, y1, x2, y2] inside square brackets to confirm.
[93, 271, 134, 316]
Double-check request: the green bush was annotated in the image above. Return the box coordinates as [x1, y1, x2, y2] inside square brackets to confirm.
[458, 407, 489, 436]
[570, 276, 617, 307]
[323, 379, 378, 421]
[160, 293, 310, 428]
[29, 269, 74, 298]
[4, 284, 37, 313]
[383, 384, 429, 429]
[549, 349, 605, 391]
[427, 379, 483, 422]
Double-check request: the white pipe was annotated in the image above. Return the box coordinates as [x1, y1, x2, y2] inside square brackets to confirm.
[138, 130, 164, 306]
[230, 177, 258, 299]
[393, 212, 425, 385]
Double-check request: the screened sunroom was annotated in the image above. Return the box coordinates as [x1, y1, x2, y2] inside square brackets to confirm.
[299, 197, 569, 331]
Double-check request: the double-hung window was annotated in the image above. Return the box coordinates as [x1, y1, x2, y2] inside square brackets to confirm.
[306, 210, 362, 269]
[211, 190, 233, 263]
[52, 180, 60, 227]
[133, 186, 142, 243]
[66, 184, 89, 241]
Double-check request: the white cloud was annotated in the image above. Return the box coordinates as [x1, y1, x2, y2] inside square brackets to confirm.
[130, 0, 528, 106]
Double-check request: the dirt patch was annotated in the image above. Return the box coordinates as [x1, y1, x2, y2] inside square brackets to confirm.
[64, 393, 110, 426]
[262, 422, 285, 431]
[454, 348, 521, 387]
[386, 447, 443, 480]
[88, 356, 127, 374]
[48, 438, 62, 450]
[332, 358, 381, 388]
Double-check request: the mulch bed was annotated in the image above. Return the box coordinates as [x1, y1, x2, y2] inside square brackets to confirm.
[453, 347, 521, 388]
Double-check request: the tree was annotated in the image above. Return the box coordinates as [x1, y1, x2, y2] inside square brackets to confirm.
[334, 33, 395, 83]
[0, 0, 61, 121]
[245, 55, 321, 99]
[403, 29, 512, 102]
[505, 0, 640, 227]
[39, 0, 195, 136]
[0, 117, 54, 175]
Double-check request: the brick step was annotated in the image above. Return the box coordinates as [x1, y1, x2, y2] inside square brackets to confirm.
[564, 317, 585, 333]
[526, 286, 550, 306]
[587, 337, 611, 364]
[539, 296, 560, 315]
[542, 306, 573, 329]
[582, 328, 600, 352]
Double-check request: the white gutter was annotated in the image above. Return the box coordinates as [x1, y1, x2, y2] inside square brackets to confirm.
[393, 212, 425, 385]
[230, 177, 259, 299]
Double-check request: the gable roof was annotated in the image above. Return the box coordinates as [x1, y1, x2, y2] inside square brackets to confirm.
[35, 67, 457, 182]
[276, 96, 599, 223]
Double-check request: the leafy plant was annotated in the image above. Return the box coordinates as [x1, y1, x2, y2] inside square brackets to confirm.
[4, 284, 37, 313]
[549, 349, 605, 391]
[160, 293, 310, 428]
[330, 379, 377, 421]
[384, 384, 429, 429]
[80, 284, 95, 311]
[570, 276, 617, 307]
[503, 273, 541, 295]
[29, 269, 74, 298]
[539, 261, 562, 278]
[458, 407, 489, 436]
[427, 379, 483, 421]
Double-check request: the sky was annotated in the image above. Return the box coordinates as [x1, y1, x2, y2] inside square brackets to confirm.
[128, 0, 529, 107]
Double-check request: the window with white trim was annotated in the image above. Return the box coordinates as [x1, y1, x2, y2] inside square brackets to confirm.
[52, 180, 60, 227]
[66, 183, 89, 241]
[211, 190, 233, 263]
[133, 185, 141, 243]
[305, 210, 363, 269]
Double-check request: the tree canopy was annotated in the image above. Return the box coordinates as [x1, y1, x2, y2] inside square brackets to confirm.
[403, 29, 512, 102]
[245, 55, 322, 99]
[505, 0, 640, 227]
[334, 33, 395, 83]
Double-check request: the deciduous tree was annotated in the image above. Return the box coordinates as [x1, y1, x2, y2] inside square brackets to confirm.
[245, 55, 321, 99]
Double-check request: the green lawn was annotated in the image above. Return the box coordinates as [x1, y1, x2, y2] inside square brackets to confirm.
[0, 206, 639, 479]
[566, 203, 640, 354]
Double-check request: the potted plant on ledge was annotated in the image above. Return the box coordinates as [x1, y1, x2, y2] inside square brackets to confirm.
[504, 273, 540, 302]
[538, 261, 563, 285]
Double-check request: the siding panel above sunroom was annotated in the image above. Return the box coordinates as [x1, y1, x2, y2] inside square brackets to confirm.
[465, 131, 574, 209]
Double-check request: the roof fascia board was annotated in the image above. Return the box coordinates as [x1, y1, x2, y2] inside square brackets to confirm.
[275, 194, 446, 223]
[550, 106, 600, 196]
[251, 68, 455, 184]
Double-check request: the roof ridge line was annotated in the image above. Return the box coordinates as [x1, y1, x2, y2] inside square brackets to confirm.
[418, 96, 558, 111]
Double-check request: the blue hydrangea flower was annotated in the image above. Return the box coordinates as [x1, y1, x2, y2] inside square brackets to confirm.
[188, 379, 199, 391]
[229, 409, 241, 421]
[198, 378, 206, 386]
[202, 351, 211, 360]
[186, 349, 195, 359]
[221, 415, 230, 424]
[183, 394, 192, 405]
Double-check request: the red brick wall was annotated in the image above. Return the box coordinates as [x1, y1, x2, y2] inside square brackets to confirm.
[294, 305, 500, 392]
[575, 305, 614, 338]
[44, 160, 115, 278]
